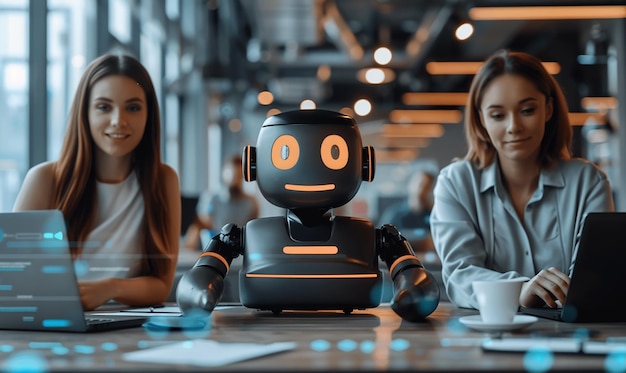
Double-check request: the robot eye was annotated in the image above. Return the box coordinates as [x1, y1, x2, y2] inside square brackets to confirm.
[271, 134, 300, 170]
[320, 134, 349, 170]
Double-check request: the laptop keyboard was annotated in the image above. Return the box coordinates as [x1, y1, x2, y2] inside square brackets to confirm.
[85, 317, 115, 325]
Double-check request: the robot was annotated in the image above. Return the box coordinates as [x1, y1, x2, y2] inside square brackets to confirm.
[176, 109, 440, 322]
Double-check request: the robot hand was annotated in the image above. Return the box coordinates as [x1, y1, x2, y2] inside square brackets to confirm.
[176, 224, 242, 314]
[176, 265, 224, 313]
[390, 264, 440, 322]
[378, 224, 440, 321]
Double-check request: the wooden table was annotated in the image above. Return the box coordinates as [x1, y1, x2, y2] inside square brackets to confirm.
[0, 302, 624, 372]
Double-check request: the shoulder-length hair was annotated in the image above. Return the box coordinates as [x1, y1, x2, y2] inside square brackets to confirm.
[464, 49, 572, 169]
[53, 54, 170, 277]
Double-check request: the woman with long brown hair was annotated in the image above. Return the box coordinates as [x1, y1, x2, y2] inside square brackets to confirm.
[13, 54, 180, 310]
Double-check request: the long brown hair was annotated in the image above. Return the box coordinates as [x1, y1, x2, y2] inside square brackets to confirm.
[53, 54, 170, 277]
[464, 49, 572, 168]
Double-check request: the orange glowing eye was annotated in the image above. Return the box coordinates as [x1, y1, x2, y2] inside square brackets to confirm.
[271, 135, 300, 170]
[321, 134, 349, 170]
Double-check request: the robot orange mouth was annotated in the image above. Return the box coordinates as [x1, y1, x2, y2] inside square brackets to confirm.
[284, 183, 335, 192]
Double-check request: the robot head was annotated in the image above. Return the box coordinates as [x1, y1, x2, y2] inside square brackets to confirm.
[243, 109, 375, 210]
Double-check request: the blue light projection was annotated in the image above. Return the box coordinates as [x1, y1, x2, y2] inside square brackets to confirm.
[143, 308, 212, 339]
[310, 339, 331, 352]
[445, 317, 467, 335]
[101, 343, 118, 352]
[249, 252, 262, 261]
[74, 345, 96, 354]
[52, 346, 70, 356]
[2, 351, 48, 373]
[73, 259, 90, 277]
[0, 345, 14, 353]
[359, 340, 376, 354]
[337, 339, 358, 352]
[605, 349, 626, 373]
[523, 346, 554, 373]
[28, 342, 62, 350]
[571, 328, 592, 340]
[390, 338, 410, 352]
[418, 296, 440, 316]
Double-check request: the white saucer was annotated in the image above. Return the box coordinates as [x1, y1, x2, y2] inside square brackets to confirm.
[458, 315, 538, 332]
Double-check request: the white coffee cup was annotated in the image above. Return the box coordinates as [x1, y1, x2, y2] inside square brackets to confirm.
[472, 279, 525, 324]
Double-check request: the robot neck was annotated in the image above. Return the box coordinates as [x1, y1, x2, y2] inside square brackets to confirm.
[287, 208, 333, 241]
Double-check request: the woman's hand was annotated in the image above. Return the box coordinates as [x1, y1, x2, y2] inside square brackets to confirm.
[519, 267, 570, 308]
[78, 280, 116, 311]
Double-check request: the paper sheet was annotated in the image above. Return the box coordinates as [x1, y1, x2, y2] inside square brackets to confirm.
[122, 339, 297, 367]
[91, 306, 183, 317]
[91, 305, 238, 317]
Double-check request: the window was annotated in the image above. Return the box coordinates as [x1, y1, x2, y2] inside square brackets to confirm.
[0, 0, 28, 212]
[48, 0, 92, 159]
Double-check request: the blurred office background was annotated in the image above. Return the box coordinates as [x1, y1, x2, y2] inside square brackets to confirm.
[1, 0, 625, 220]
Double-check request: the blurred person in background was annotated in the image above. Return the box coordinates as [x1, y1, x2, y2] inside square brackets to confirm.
[183, 154, 259, 251]
[379, 170, 436, 252]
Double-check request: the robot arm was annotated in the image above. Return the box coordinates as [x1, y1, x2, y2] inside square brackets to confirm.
[176, 223, 243, 314]
[377, 224, 440, 321]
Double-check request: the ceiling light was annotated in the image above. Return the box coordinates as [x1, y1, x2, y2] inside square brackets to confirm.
[354, 99, 372, 116]
[375, 149, 420, 163]
[390, 109, 463, 124]
[425, 61, 561, 75]
[581, 97, 617, 111]
[402, 92, 468, 106]
[357, 67, 396, 84]
[317, 65, 331, 82]
[339, 107, 355, 117]
[455, 22, 474, 41]
[568, 112, 606, 126]
[300, 100, 316, 110]
[374, 47, 392, 65]
[266, 108, 281, 117]
[383, 124, 445, 138]
[468, 6, 626, 20]
[257, 91, 274, 106]
[425, 62, 483, 75]
[381, 137, 430, 148]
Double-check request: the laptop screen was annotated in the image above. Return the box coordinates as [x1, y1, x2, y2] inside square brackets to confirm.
[521, 212, 626, 323]
[0, 210, 90, 331]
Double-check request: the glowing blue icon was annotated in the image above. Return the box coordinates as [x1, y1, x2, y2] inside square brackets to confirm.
[43, 232, 63, 240]
[43, 319, 72, 328]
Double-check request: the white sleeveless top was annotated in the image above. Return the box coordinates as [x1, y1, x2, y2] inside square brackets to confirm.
[75, 171, 144, 281]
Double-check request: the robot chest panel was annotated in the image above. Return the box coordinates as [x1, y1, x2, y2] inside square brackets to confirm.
[244, 217, 376, 261]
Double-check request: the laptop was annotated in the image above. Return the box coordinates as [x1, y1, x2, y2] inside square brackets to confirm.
[520, 212, 626, 323]
[0, 210, 147, 332]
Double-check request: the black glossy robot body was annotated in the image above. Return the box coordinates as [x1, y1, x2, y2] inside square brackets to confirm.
[241, 215, 380, 313]
[177, 109, 440, 321]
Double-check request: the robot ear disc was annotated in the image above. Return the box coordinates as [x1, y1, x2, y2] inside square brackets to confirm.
[361, 146, 375, 182]
[242, 145, 257, 182]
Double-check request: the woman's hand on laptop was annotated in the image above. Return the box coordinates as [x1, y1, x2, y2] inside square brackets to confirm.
[519, 267, 570, 308]
[78, 281, 114, 311]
